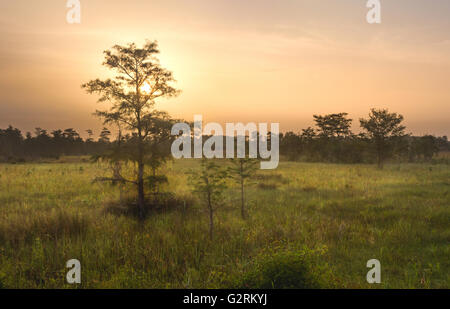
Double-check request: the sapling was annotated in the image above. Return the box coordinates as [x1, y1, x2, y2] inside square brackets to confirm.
[189, 159, 228, 240]
[227, 158, 259, 219]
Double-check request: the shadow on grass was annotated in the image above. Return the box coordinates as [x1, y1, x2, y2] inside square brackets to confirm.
[104, 193, 195, 220]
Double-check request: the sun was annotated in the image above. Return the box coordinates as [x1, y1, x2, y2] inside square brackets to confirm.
[140, 82, 151, 94]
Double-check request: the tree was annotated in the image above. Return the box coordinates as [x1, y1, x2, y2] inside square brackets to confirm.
[227, 158, 259, 219]
[299, 127, 317, 161]
[82, 41, 180, 218]
[360, 108, 406, 168]
[189, 160, 228, 240]
[0, 125, 23, 159]
[300, 127, 316, 140]
[412, 135, 439, 161]
[436, 136, 449, 152]
[85, 129, 94, 143]
[280, 132, 302, 161]
[63, 128, 80, 141]
[99, 127, 111, 143]
[92, 112, 125, 184]
[312, 113, 353, 162]
[313, 113, 352, 138]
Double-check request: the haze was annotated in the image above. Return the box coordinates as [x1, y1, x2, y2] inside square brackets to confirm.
[0, 0, 449, 137]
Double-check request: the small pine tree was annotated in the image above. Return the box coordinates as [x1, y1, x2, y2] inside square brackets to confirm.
[189, 159, 228, 240]
[227, 158, 259, 219]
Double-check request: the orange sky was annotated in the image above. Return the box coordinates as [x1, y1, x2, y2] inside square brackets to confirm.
[0, 0, 449, 137]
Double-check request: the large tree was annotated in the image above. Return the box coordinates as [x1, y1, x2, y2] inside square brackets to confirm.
[312, 113, 353, 162]
[313, 113, 353, 138]
[360, 108, 406, 168]
[82, 41, 180, 218]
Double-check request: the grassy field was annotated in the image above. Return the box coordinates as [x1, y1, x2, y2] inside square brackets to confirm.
[0, 159, 448, 288]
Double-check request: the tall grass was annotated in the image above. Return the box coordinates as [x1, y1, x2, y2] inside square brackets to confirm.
[0, 160, 448, 288]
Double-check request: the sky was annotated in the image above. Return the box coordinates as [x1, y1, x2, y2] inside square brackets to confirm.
[0, 0, 449, 138]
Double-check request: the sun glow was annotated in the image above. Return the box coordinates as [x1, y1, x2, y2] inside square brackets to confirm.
[140, 82, 151, 94]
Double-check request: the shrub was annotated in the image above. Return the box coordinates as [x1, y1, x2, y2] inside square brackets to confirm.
[235, 248, 334, 289]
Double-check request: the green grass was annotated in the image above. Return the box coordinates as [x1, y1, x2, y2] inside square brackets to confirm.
[0, 159, 448, 288]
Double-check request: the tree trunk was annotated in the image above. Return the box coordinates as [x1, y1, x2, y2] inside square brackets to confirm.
[137, 126, 145, 219]
[241, 177, 245, 219]
[376, 139, 384, 169]
[377, 156, 384, 169]
[377, 148, 384, 169]
[138, 161, 145, 218]
[152, 167, 157, 196]
[240, 161, 245, 219]
[136, 75, 145, 219]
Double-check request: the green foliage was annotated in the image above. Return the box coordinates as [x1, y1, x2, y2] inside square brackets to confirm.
[189, 159, 228, 239]
[189, 159, 228, 208]
[360, 109, 407, 168]
[360, 109, 406, 140]
[227, 158, 259, 181]
[313, 113, 353, 138]
[146, 175, 169, 191]
[227, 158, 259, 218]
[236, 247, 334, 289]
[279, 110, 450, 165]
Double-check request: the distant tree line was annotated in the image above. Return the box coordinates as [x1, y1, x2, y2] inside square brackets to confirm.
[0, 126, 114, 162]
[1, 109, 448, 165]
[280, 109, 449, 166]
